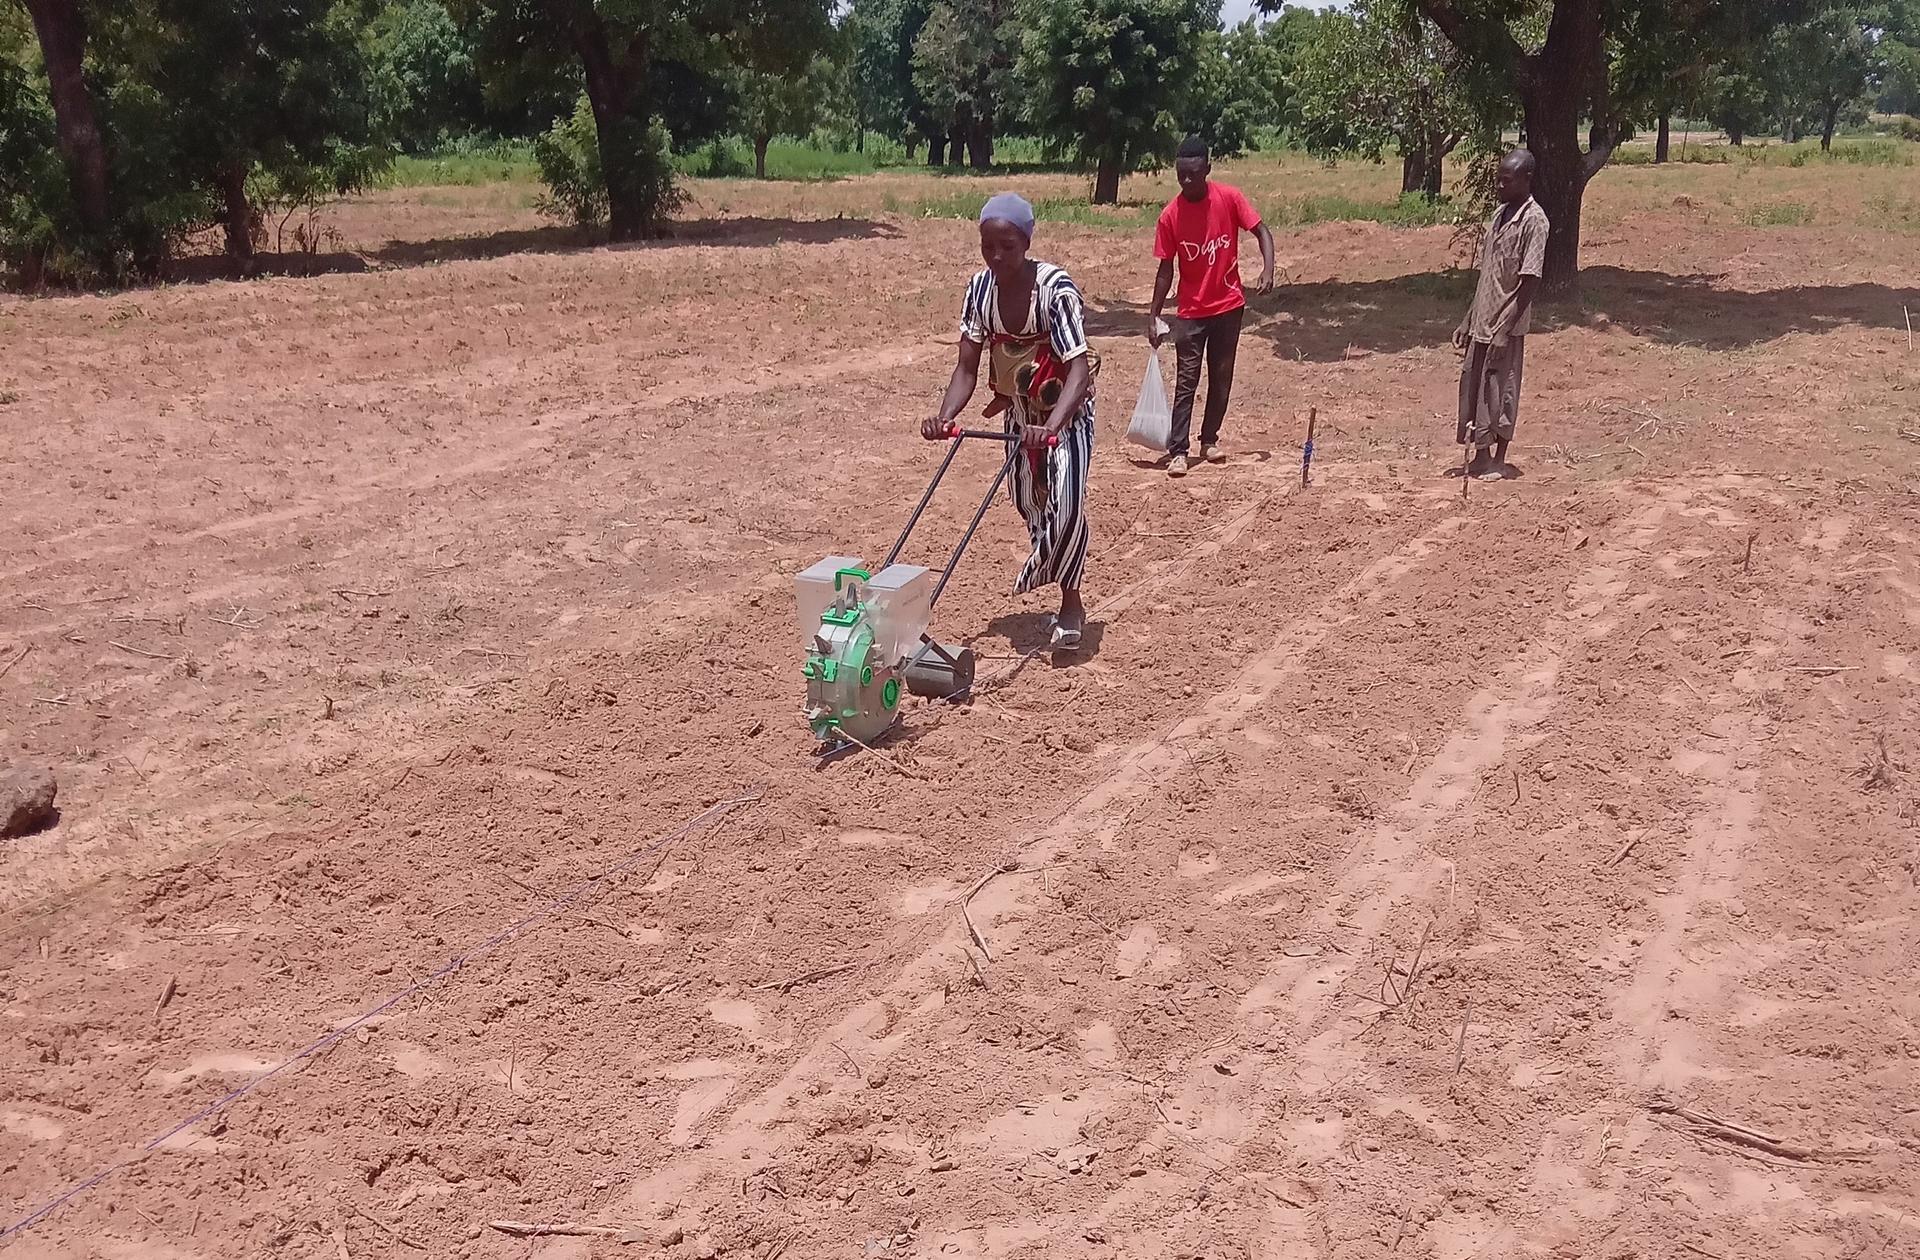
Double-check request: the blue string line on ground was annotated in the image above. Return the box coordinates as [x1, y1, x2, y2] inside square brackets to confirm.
[0, 791, 762, 1246]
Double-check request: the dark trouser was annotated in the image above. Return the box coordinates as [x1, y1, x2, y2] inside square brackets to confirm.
[1168, 306, 1245, 458]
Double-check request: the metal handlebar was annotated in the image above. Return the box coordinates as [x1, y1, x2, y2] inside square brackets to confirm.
[882, 425, 1056, 569]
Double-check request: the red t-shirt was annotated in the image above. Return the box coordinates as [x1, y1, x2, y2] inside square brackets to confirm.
[1153, 182, 1262, 320]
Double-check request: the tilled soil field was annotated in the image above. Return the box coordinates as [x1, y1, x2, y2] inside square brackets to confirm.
[2, 171, 1918, 1260]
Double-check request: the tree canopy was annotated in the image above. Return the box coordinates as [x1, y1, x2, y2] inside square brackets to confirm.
[449, 0, 834, 240]
[1020, 0, 1218, 203]
[912, 0, 1018, 168]
[1294, 0, 1486, 199]
[5, 0, 1914, 285]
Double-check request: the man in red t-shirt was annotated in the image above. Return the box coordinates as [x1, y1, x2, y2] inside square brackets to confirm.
[1148, 137, 1276, 477]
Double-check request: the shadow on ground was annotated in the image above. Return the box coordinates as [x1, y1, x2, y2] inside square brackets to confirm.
[371, 215, 903, 268]
[11, 217, 905, 294]
[1085, 266, 1912, 361]
[982, 612, 1107, 665]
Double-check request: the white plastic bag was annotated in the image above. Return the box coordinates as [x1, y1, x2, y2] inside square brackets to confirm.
[1126, 351, 1173, 452]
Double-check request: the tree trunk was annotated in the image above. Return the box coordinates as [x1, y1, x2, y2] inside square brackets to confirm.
[568, 10, 648, 240]
[1400, 148, 1428, 197]
[221, 162, 255, 263]
[1424, 138, 1445, 200]
[1092, 152, 1122, 205]
[1728, 124, 1745, 146]
[1655, 111, 1671, 163]
[946, 124, 965, 167]
[1511, 0, 1611, 294]
[927, 134, 946, 166]
[967, 117, 993, 170]
[1821, 101, 1839, 151]
[21, 0, 112, 243]
[591, 102, 646, 240]
[754, 134, 770, 179]
[1521, 86, 1589, 295]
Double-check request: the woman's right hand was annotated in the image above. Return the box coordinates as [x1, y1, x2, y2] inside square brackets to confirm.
[921, 415, 953, 441]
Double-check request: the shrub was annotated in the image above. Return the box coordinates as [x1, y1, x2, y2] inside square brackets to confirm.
[0, 60, 70, 286]
[534, 95, 684, 231]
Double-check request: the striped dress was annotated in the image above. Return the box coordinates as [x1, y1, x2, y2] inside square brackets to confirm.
[959, 262, 1096, 594]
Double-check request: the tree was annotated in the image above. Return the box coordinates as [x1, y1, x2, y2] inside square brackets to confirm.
[911, 0, 1016, 168]
[847, 0, 945, 160]
[1609, 7, 1718, 163]
[1245, 4, 1328, 137]
[1770, 5, 1880, 151]
[1180, 19, 1299, 160]
[139, 0, 386, 262]
[1879, 1, 1920, 114]
[733, 54, 834, 176]
[1293, 0, 1486, 199]
[1702, 61, 1772, 146]
[1409, 0, 1821, 291]
[18, 0, 111, 247]
[369, 1, 491, 151]
[0, 26, 75, 284]
[847, 0, 903, 151]
[1021, 0, 1216, 203]
[453, 0, 833, 240]
[10, 0, 391, 279]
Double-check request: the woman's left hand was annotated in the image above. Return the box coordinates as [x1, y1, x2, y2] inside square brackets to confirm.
[1021, 423, 1059, 451]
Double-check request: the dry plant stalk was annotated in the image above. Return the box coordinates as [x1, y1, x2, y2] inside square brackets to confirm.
[1451, 999, 1473, 1081]
[1649, 1096, 1871, 1165]
[752, 962, 856, 993]
[961, 862, 1020, 961]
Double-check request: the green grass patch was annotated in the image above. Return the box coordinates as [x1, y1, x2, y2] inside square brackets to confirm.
[674, 133, 1086, 180]
[1769, 137, 1912, 167]
[1740, 200, 1814, 227]
[1864, 191, 1920, 232]
[898, 188, 1452, 232]
[1265, 192, 1455, 228]
[1612, 137, 1912, 167]
[675, 138, 883, 181]
[902, 191, 1162, 229]
[386, 141, 540, 188]
[1611, 146, 1734, 166]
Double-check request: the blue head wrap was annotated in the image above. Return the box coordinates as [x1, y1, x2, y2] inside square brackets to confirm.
[978, 192, 1035, 241]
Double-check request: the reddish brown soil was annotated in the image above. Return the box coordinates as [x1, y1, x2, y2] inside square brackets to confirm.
[2, 180, 1918, 1260]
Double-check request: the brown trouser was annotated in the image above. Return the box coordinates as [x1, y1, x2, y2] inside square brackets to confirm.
[1457, 336, 1525, 449]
